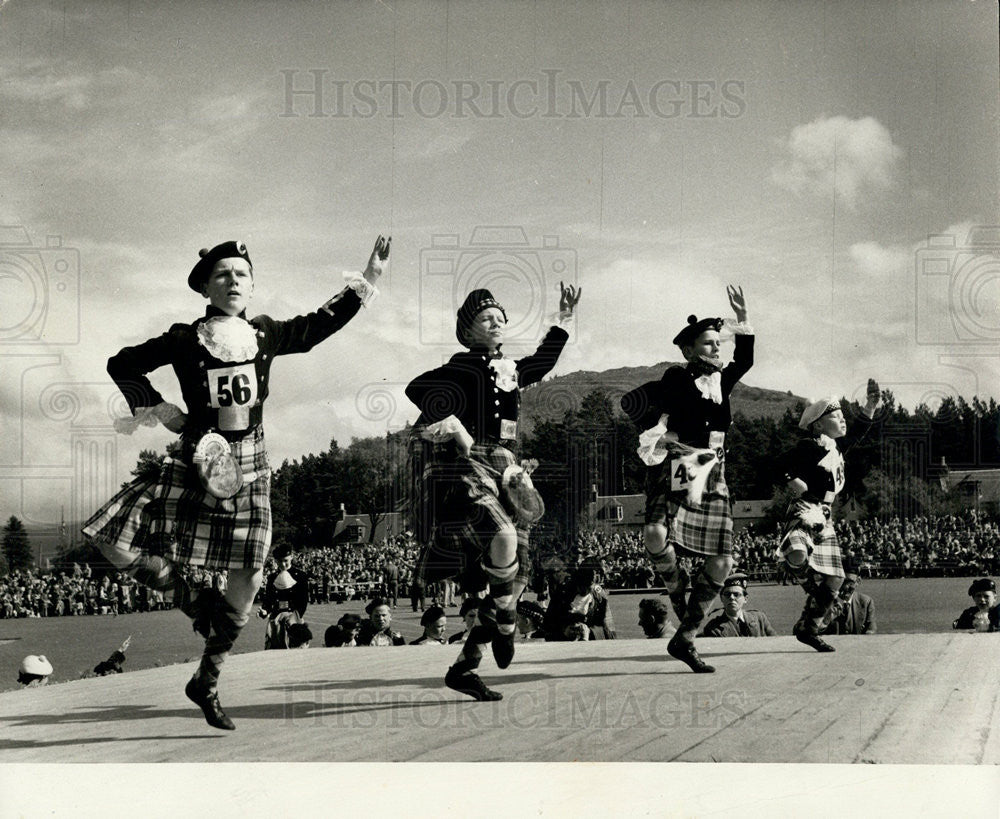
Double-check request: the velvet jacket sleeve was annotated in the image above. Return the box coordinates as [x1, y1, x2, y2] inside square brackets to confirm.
[404, 361, 469, 425]
[106, 325, 187, 413]
[721, 333, 754, 394]
[259, 287, 364, 357]
[516, 326, 570, 387]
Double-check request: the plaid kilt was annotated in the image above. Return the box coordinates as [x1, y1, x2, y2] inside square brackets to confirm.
[775, 501, 844, 578]
[413, 442, 531, 591]
[643, 459, 732, 557]
[82, 426, 272, 571]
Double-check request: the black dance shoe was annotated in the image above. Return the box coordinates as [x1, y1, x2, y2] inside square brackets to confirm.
[667, 635, 716, 673]
[445, 666, 503, 701]
[185, 677, 236, 730]
[793, 621, 835, 653]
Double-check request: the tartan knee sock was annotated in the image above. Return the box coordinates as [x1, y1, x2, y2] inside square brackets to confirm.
[194, 601, 248, 691]
[489, 578, 516, 636]
[663, 565, 689, 622]
[785, 558, 819, 596]
[799, 583, 837, 634]
[676, 570, 724, 643]
[454, 624, 494, 671]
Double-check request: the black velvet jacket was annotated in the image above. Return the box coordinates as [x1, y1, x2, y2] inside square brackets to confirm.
[406, 326, 569, 444]
[620, 334, 754, 448]
[107, 289, 363, 439]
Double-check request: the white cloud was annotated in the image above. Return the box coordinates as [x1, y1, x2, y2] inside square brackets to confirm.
[0, 59, 147, 111]
[849, 240, 909, 278]
[772, 115, 903, 210]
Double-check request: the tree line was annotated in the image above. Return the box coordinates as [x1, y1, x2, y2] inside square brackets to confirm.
[35, 386, 999, 571]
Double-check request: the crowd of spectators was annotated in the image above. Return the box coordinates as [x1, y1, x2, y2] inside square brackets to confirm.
[731, 510, 1000, 581]
[0, 565, 169, 619]
[567, 510, 1000, 585]
[4, 511, 999, 621]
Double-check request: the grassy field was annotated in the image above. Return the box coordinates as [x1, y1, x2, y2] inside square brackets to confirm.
[0, 576, 984, 693]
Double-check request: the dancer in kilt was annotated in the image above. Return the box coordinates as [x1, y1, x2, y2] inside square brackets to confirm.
[406, 283, 580, 700]
[83, 235, 389, 729]
[776, 379, 880, 652]
[621, 286, 751, 673]
[258, 544, 310, 650]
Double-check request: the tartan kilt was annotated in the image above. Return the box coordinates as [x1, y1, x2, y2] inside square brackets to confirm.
[775, 501, 844, 578]
[643, 459, 733, 557]
[82, 426, 272, 571]
[413, 443, 531, 591]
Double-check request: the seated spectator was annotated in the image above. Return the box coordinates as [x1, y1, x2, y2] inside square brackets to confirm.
[356, 597, 405, 646]
[448, 598, 480, 644]
[411, 605, 448, 645]
[287, 623, 313, 648]
[336, 613, 362, 646]
[952, 578, 999, 632]
[515, 600, 547, 639]
[259, 545, 309, 650]
[638, 598, 676, 639]
[18, 655, 52, 687]
[822, 572, 876, 635]
[323, 625, 350, 647]
[543, 566, 616, 641]
[94, 636, 132, 676]
[701, 573, 775, 637]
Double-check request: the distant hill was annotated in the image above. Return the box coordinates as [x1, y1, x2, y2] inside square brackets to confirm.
[519, 360, 805, 433]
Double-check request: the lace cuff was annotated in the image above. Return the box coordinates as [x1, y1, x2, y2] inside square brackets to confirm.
[343, 272, 379, 307]
[547, 309, 575, 329]
[720, 318, 754, 337]
[113, 405, 161, 435]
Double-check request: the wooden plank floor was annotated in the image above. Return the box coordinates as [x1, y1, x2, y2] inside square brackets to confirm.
[1, 634, 998, 764]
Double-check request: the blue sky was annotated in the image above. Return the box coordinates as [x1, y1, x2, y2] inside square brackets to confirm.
[1, 0, 997, 529]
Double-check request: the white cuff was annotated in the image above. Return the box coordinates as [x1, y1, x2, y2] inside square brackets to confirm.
[721, 318, 754, 337]
[861, 400, 883, 420]
[547, 309, 575, 329]
[113, 405, 161, 435]
[344, 272, 379, 306]
[152, 402, 184, 427]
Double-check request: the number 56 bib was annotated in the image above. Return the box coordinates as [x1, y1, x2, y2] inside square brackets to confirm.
[207, 363, 258, 431]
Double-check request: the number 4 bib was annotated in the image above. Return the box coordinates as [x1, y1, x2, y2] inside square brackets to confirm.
[207, 363, 258, 431]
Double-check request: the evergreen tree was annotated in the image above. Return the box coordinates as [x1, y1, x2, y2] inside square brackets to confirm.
[3, 516, 33, 573]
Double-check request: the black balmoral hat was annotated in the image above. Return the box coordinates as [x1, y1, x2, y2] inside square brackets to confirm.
[188, 240, 253, 292]
[456, 288, 507, 345]
[968, 578, 996, 597]
[722, 572, 749, 592]
[673, 314, 723, 347]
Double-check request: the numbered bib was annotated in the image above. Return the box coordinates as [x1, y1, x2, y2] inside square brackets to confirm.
[207, 363, 258, 431]
[669, 459, 691, 492]
[818, 448, 845, 495]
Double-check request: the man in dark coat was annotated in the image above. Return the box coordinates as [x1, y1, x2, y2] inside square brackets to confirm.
[952, 577, 999, 632]
[700, 573, 775, 637]
[822, 573, 876, 635]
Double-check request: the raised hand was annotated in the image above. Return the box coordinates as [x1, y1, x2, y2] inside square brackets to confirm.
[559, 281, 582, 314]
[864, 378, 881, 415]
[727, 285, 747, 322]
[363, 235, 391, 284]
